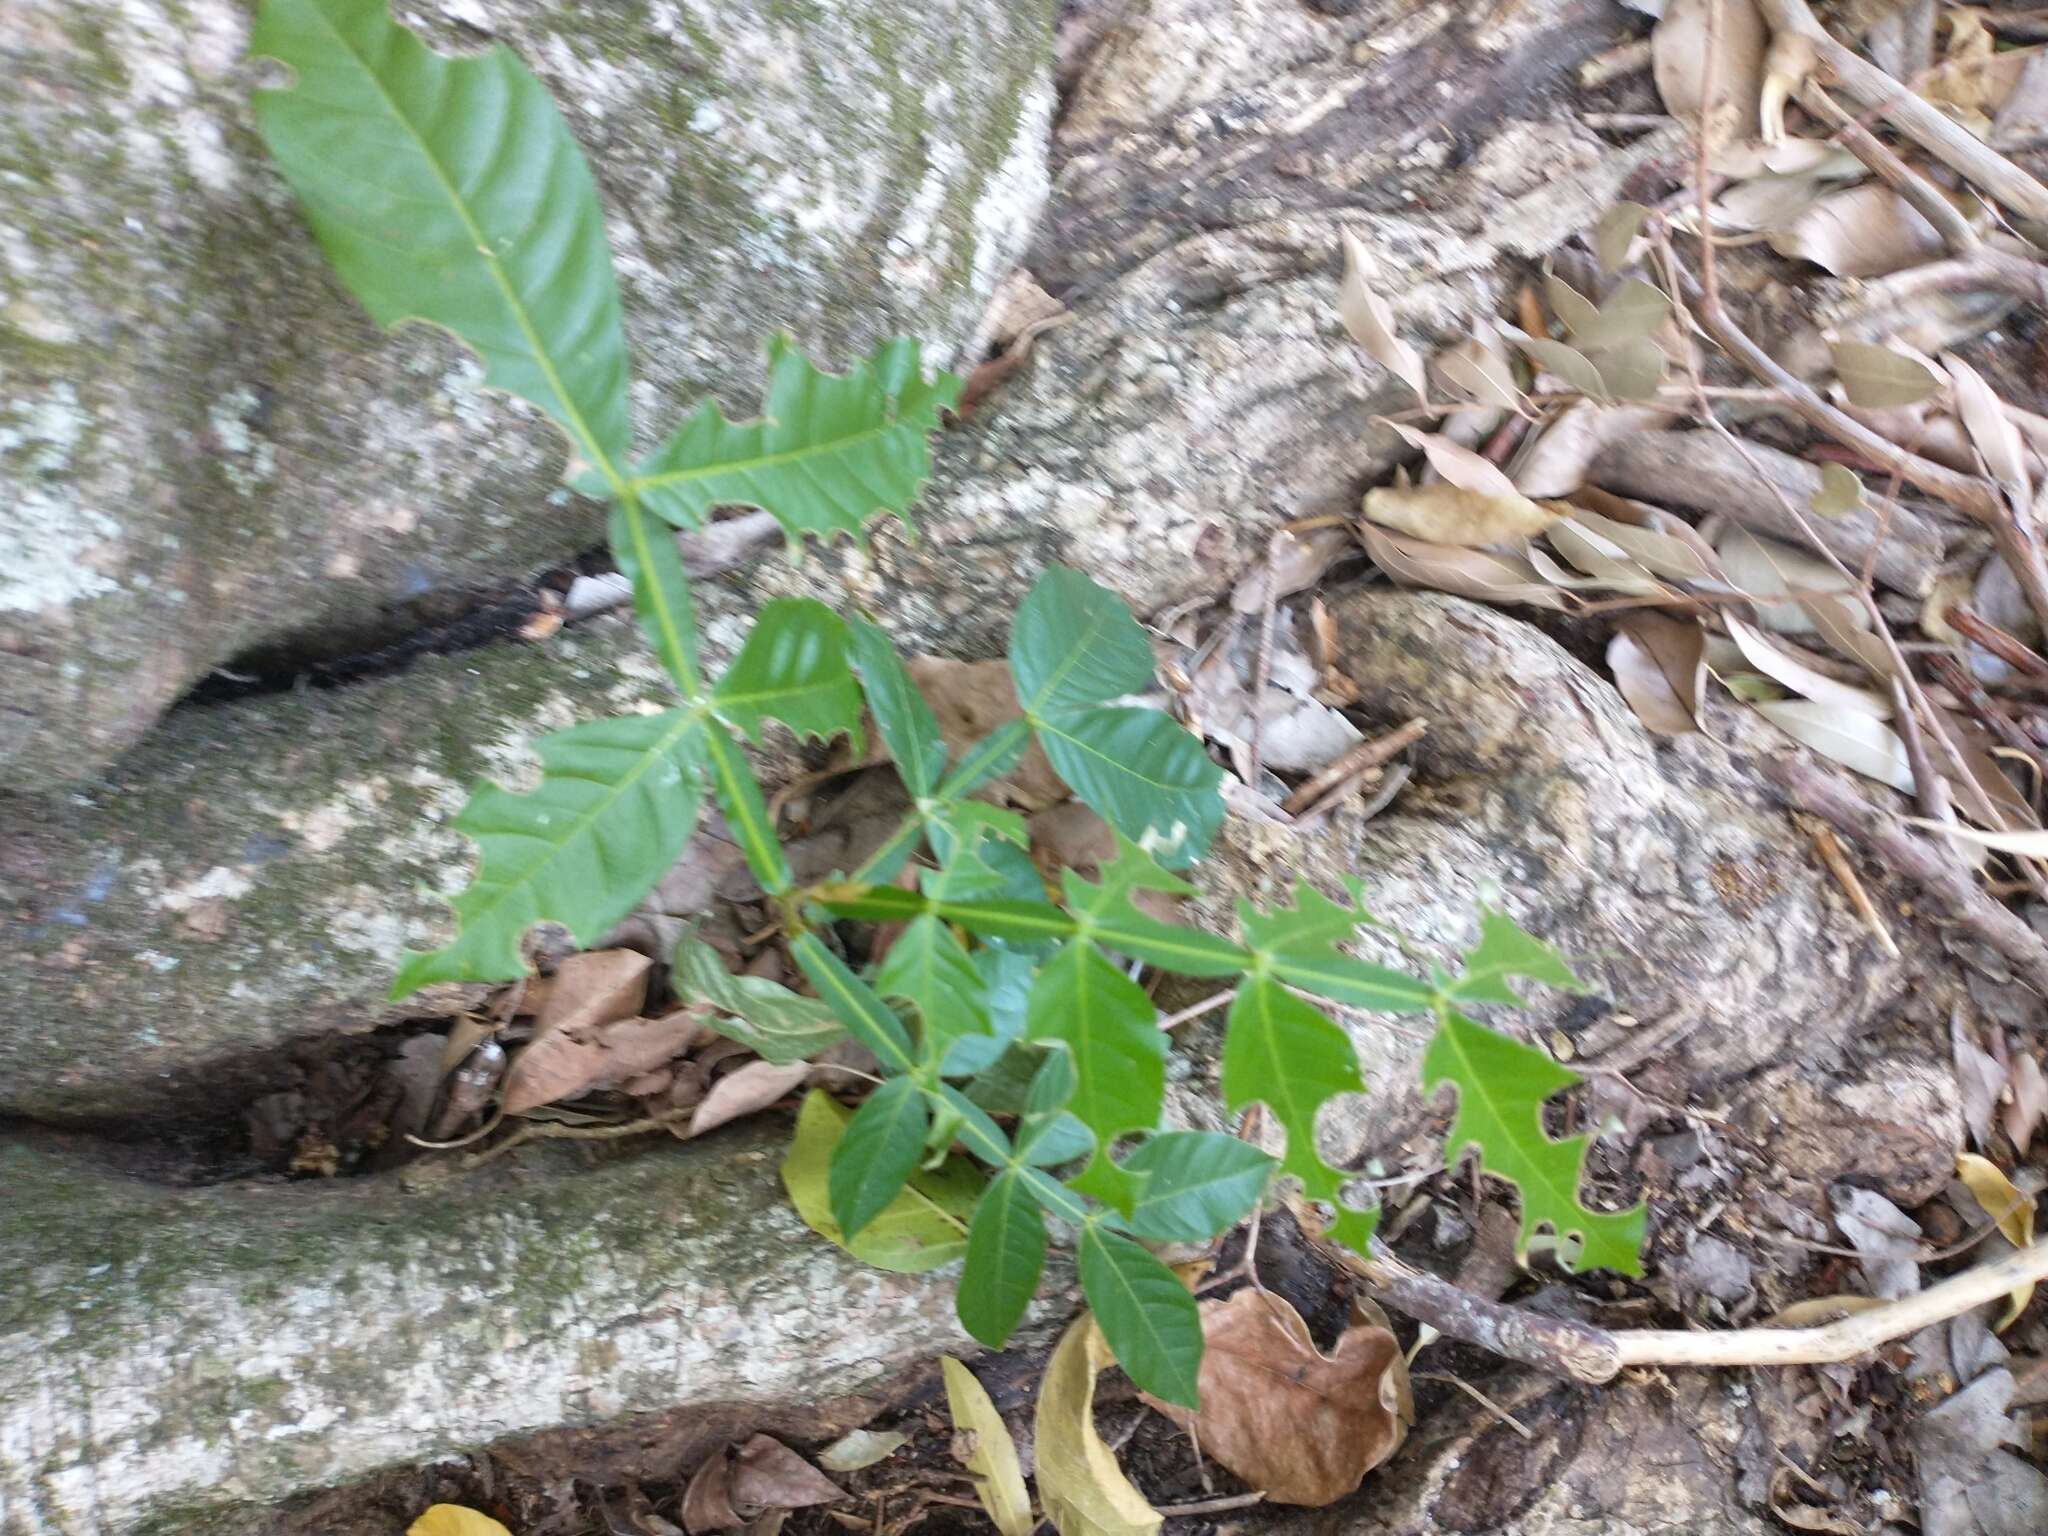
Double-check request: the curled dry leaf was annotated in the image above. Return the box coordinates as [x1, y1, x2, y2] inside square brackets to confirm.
[1385, 422, 1522, 499]
[1358, 522, 1570, 609]
[941, 1358, 1034, 1536]
[1034, 1315, 1162, 1536]
[1432, 324, 1521, 414]
[1954, 1154, 2036, 1331]
[1652, 0, 1768, 145]
[683, 1451, 744, 1536]
[1609, 613, 1706, 736]
[1903, 822, 2048, 858]
[1141, 1289, 1409, 1507]
[1769, 184, 1949, 279]
[1724, 617, 1892, 718]
[688, 1059, 812, 1137]
[729, 1435, 845, 1514]
[1363, 482, 1559, 548]
[534, 949, 652, 1037]
[1754, 700, 1916, 793]
[1943, 355, 2033, 509]
[1338, 231, 1426, 400]
[1833, 339, 1942, 409]
[1760, 31, 1818, 143]
[2006, 1053, 2048, 1159]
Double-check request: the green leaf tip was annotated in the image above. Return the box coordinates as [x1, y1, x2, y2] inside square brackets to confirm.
[1448, 906, 1587, 1004]
[629, 333, 960, 543]
[1421, 1006, 1645, 1275]
[713, 598, 865, 750]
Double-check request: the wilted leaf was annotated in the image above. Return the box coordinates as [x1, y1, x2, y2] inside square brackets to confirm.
[1714, 524, 1861, 635]
[1141, 1289, 1408, 1506]
[1596, 201, 1650, 272]
[1945, 355, 2033, 509]
[1545, 518, 1663, 593]
[729, 1435, 844, 1514]
[1955, 1153, 2036, 1331]
[1338, 232, 1426, 400]
[688, 1059, 811, 1137]
[781, 1089, 979, 1273]
[409, 1509, 513, 1536]
[941, 1358, 1034, 1536]
[816, 1428, 910, 1473]
[1609, 614, 1706, 735]
[1724, 617, 1892, 718]
[1033, 1315, 1163, 1536]
[1754, 700, 1915, 792]
[1433, 329, 1521, 412]
[1770, 184, 1949, 278]
[683, 1448, 743, 1534]
[1653, 0, 1769, 144]
[1363, 482, 1559, 547]
[1812, 462, 1865, 518]
[1385, 423, 1523, 499]
[1834, 340, 1943, 409]
[533, 949, 652, 1038]
[1760, 30, 1818, 143]
[674, 932, 844, 1065]
[1358, 521, 1570, 608]
[505, 1008, 711, 1116]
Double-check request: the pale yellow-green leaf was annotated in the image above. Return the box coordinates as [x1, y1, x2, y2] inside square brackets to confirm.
[1385, 423, 1522, 499]
[1943, 354, 2032, 507]
[1955, 1153, 2036, 1331]
[780, 1089, 978, 1272]
[1433, 330, 1522, 412]
[941, 1358, 1035, 1536]
[1723, 617, 1892, 719]
[1338, 232, 1426, 400]
[1811, 462, 1865, 518]
[1544, 273, 1602, 338]
[1753, 700, 1915, 792]
[1033, 1317, 1162, 1536]
[1833, 340, 1942, 409]
[1363, 482, 1559, 548]
[1652, 0, 1768, 144]
[409, 1508, 513, 1536]
[1505, 329, 1607, 398]
[1585, 336, 1666, 402]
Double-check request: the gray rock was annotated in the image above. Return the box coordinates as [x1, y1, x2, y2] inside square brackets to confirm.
[0, 0, 1053, 791]
[0, 1125, 970, 1535]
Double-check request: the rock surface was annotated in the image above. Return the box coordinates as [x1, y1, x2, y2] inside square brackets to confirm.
[0, 0, 1052, 790]
[0, 1125, 972, 1535]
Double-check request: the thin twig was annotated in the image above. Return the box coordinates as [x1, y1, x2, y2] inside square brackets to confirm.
[1797, 80, 1978, 256]
[1950, 605, 2048, 687]
[1889, 673, 1955, 832]
[1156, 989, 1234, 1032]
[1410, 1372, 1535, 1439]
[1579, 38, 1653, 89]
[1244, 534, 1283, 790]
[1153, 1493, 1267, 1518]
[1280, 718, 1428, 815]
[1795, 813, 1902, 959]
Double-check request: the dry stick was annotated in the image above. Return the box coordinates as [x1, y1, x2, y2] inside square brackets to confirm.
[1796, 80, 1977, 257]
[1797, 812, 1902, 959]
[1890, 672, 1956, 831]
[1755, 0, 2048, 227]
[1279, 718, 1428, 815]
[1579, 38, 1653, 89]
[1763, 754, 2048, 995]
[1855, 247, 2048, 312]
[1931, 653, 2048, 779]
[1950, 605, 2048, 687]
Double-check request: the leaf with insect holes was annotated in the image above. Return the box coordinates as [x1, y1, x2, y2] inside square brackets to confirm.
[1338, 232, 1427, 399]
[252, 0, 631, 477]
[1061, 836, 1251, 977]
[1239, 882, 1436, 1012]
[1025, 938, 1166, 1212]
[1446, 906, 1585, 1005]
[1009, 568, 1225, 870]
[713, 599, 864, 749]
[1223, 975, 1378, 1254]
[1833, 340, 1941, 409]
[782, 1090, 979, 1273]
[391, 714, 705, 994]
[1078, 1226, 1205, 1407]
[627, 334, 959, 542]
[1423, 1005, 1646, 1273]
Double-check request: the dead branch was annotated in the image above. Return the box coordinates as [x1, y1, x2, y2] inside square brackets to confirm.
[1280, 718, 1427, 815]
[1796, 81, 1977, 257]
[1950, 605, 2048, 687]
[1760, 754, 2048, 995]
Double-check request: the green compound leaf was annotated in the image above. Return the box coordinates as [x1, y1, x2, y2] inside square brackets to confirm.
[791, 933, 918, 1074]
[1422, 1006, 1645, 1275]
[1222, 974, 1377, 1255]
[713, 599, 864, 750]
[609, 500, 701, 693]
[1063, 836, 1249, 977]
[673, 929, 843, 1065]
[875, 914, 993, 1071]
[1116, 1132, 1275, 1243]
[829, 1075, 930, 1238]
[392, 712, 703, 995]
[849, 619, 947, 797]
[1009, 567, 1158, 715]
[959, 1169, 1048, 1348]
[1446, 907, 1587, 1005]
[1239, 884, 1435, 1012]
[628, 334, 959, 540]
[1025, 940, 1167, 1211]
[783, 1090, 977, 1273]
[252, 0, 631, 479]
[1078, 1226, 1204, 1408]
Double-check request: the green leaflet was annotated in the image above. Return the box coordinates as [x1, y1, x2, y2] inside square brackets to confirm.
[251, 0, 631, 479]
[1116, 1133, 1274, 1243]
[875, 915, 993, 1071]
[1238, 883, 1434, 1012]
[1446, 906, 1587, 1005]
[1077, 1226, 1203, 1408]
[1221, 975, 1378, 1255]
[1025, 940, 1166, 1212]
[792, 934, 918, 1074]
[701, 720, 794, 894]
[849, 619, 947, 797]
[610, 499, 701, 693]
[392, 713, 703, 995]
[628, 334, 960, 540]
[830, 1076, 931, 1238]
[1422, 1005, 1645, 1275]
[1063, 837, 1249, 977]
[960, 1170, 1049, 1349]
[1008, 569, 1225, 870]
[783, 1090, 978, 1273]
[672, 929, 844, 1065]
[713, 599, 864, 749]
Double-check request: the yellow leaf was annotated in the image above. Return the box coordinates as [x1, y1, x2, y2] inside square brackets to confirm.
[408, 1506, 514, 1536]
[942, 1357, 1035, 1536]
[1362, 483, 1559, 549]
[1956, 1153, 2037, 1331]
[1033, 1316, 1162, 1536]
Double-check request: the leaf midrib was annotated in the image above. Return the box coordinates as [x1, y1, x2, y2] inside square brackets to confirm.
[631, 416, 905, 493]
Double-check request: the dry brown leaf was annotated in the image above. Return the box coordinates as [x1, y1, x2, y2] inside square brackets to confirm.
[1229, 526, 1352, 614]
[1545, 272, 1602, 337]
[1358, 521, 1570, 608]
[1034, 1315, 1162, 1536]
[1609, 613, 1706, 735]
[533, 949, 651, 1038]
[1921, 25, 2038, 117]
[1141, 1289, 1408, 1507]
[1567, 507, 1720, 582]
[1711, 172, 1843, 235]
[1709, 136, 1862, 179]
[1652, 0, 1768, 145]
[729, 1435, 845, 1514]
[1955, 1154, 2036, 1330]
[1713, 524, 1861, 636]
[683, 1450, 744, 1534]
[1724, 617, 1892, 718]
[1503, 327, 1607, 398]
[1338, 231, 1426, 400]
[1760, 31, 1818, 143]
[505, 1008, 713, 1115]
[1511, 402, 1676, 499]
[1833, 339, 1943, 409]
[1385, 422, 1522, 499]
[1768, 183, 1948, 278]
[1363, 481, 1558, 547]
[1590, 336, 1667, 403]
[1944, 355, 2033, 509]
[2005, 1052, 2048, 1159]
[688, 1059, 812, 1137]
[904, 656, 1066, 807]
[1432, 326, 1521, 413]
[1955, 1012, 2008, 1153]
